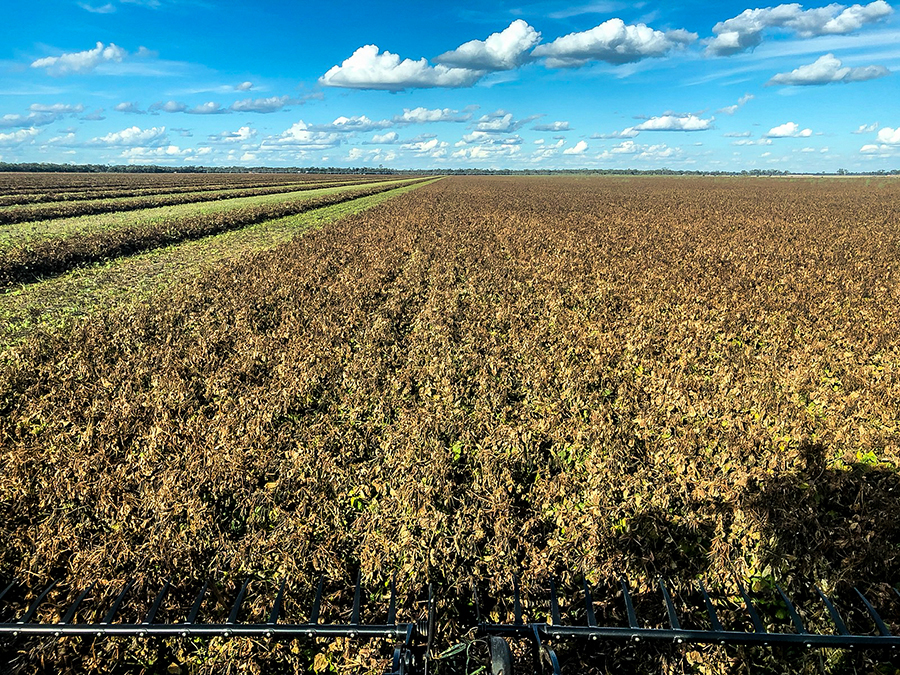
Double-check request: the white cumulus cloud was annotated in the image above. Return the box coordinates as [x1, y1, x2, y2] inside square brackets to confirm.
[470, 110, 537, 134]
[852, 122, 879, 133]
[596, 140, 681, 161]
[563, 140, 589, 154]
[473, 111, 517, 132]
[436, 20, 541, 71]
[115, 101, 144, 114]
[264, 121, 341, 150]
[633, 114, 714, 132]
[93, 125, 168, 146]
[392, 107, 471, 124]
[706, 0, 893, 56]
[29, 103, 84, 114]
[0, 128, 42, 146]
[533, 121, 571, 131]
[768, 53, 890, 85]
[717, 93, 754, 114]
[119, 145, 202, 163]
[451, 143, 522, 160]
[610, 140, 640, 154]
[876, 127, 900, 144]
[592, 127, 640, 139]
[532, 18, 696, 67]
[401, 138, 448, 153]
[150, 100, 187, 113]
[309, 115, 392, 133]
[31, 41, 127, 75]
[765, 121, 813, 137]
[231, 95, 297, 113]
[0, 113, 58, 129]
[369, 131, 400, 144]
[186, 102, 227, 115]
[209, 126, 256, 143]
[320, 45, 484, 91]
[1, 103, 86, 129]
[348, 147, 398, 163]
[860, 142, 900, 155]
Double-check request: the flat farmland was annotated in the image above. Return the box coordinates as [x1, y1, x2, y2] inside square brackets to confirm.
[1, 175, 899, 673]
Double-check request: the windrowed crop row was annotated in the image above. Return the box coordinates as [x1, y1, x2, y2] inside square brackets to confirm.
[1, 176, 898, 674]
[0, 178, 428, 287]
[0, 174, 387, 206]
[0, 171, 367, 195]
[0, 180, 315, 207]
[0, 177, 395, 224]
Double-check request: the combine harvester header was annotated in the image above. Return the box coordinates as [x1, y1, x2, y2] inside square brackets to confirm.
[1, 574, 898, 674]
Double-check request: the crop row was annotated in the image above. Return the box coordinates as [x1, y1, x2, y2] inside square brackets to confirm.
[0, 180, 313, 207]
[1, 176, 898, 673]
[0, 178, 427, 287]
[0, 171, 372, 195]
[0, 174, 386, 206]
[0, 177, 396, 224]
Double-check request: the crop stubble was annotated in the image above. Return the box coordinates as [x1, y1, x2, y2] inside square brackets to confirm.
[1, 176, 899, 673]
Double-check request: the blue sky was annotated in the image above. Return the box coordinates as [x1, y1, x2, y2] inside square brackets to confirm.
[2, 0, 898, 171]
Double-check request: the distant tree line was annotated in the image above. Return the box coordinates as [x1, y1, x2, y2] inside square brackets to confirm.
[1, 162, 898, 176]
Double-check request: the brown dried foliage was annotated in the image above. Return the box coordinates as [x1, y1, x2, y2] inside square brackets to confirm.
[1, 176, 899, 673]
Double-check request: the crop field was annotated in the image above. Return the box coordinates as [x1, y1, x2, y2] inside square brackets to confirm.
[1, 175, 899, 673]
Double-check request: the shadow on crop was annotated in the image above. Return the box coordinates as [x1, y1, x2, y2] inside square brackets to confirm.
[544, 443, 900, 674]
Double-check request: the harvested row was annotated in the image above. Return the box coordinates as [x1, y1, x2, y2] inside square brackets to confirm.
[0, 171, 371, 196]
[0, 178, 427, 287]
[0, 181, 313, 207]
[1, 176, 898, 673]
[0, 174, 389, 206]
[1, 182, 403, 251]
[0, 177, 394, 224]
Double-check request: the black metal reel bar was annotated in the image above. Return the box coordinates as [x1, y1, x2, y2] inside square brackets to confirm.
[476, 578, 900, 675]
[0, 573, 432, 675]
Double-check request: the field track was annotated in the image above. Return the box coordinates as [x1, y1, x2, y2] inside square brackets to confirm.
[1, 175, 898, 674]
